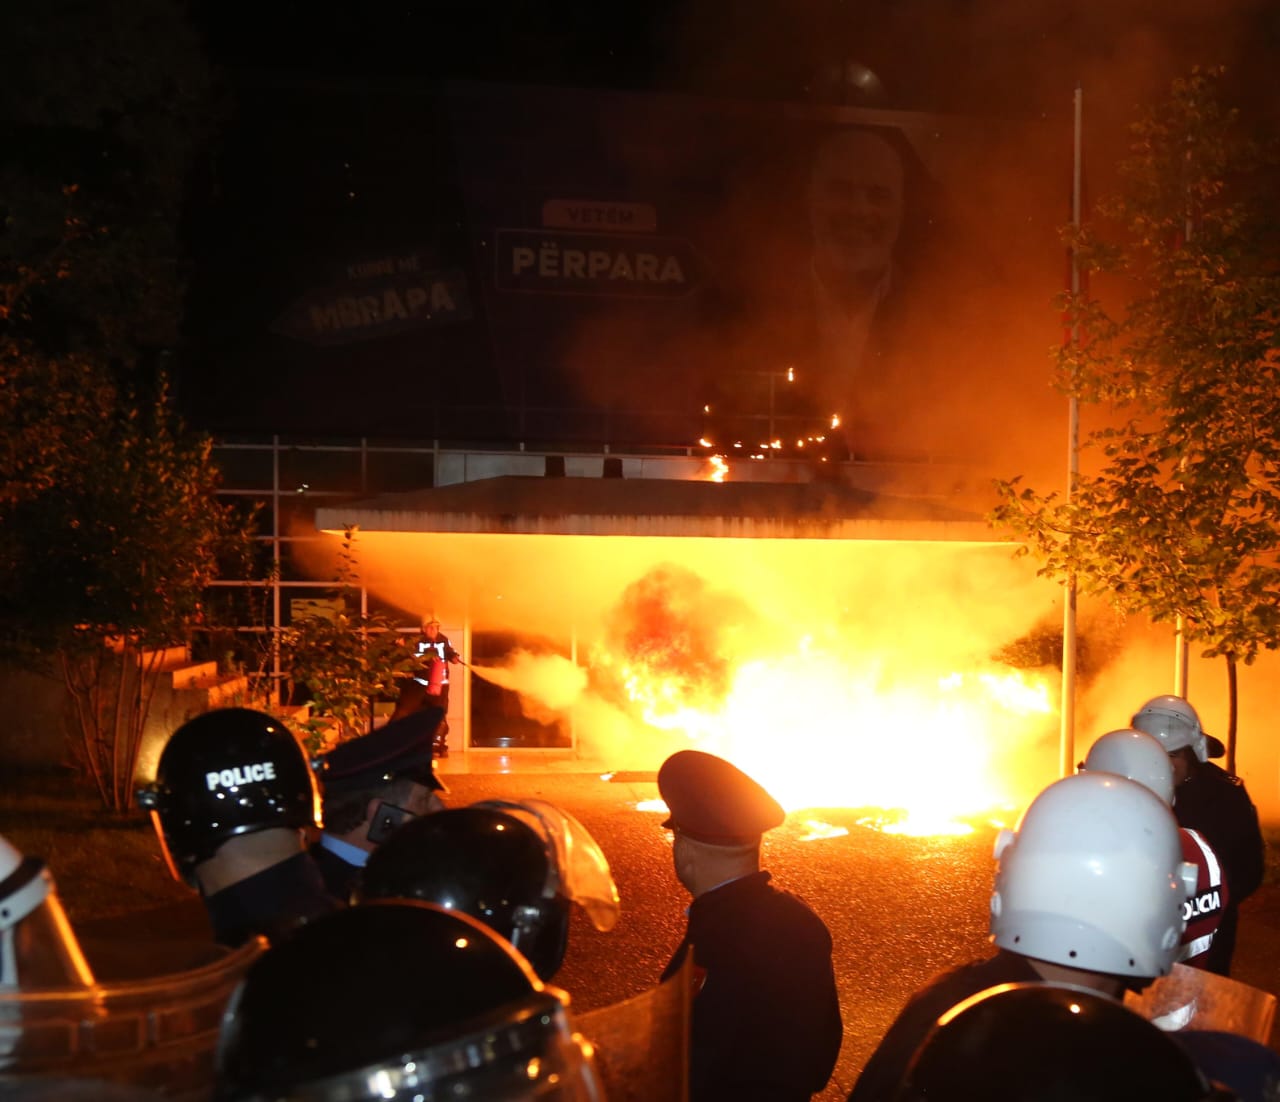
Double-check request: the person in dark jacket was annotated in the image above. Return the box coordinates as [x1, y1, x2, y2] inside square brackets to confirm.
[658, 749, 842, 1102]
[136, 708, 340, 948]
[310, 707, 448, 902]
[1131, 694, 1266, 975]
[848, 772, 1195, 1102]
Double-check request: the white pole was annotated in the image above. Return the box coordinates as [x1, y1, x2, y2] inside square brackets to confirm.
[1174, 205, 1193, 697]
[1062, 84, 1083, 778]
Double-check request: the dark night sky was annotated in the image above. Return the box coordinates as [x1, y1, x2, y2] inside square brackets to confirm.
[191, 0, 1280, 122]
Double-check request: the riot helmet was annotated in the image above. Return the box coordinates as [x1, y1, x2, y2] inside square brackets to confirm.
[213, 900, 604, 1102]
[894, 982, 1218, 1101]
[361, 798, 620, 980]
[0, 833, 94, 990]
[990, 773, 1197, 979]
[1081, 728, 1175, 805]
[1131, 695, 1225, 761]
[136, 709, 321, 886]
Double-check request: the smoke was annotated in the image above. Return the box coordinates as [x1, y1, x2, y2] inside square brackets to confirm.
[470, 650, 588, 718]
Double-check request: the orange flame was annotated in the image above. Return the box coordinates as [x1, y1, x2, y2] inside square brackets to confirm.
[612, 643, 1052, 835]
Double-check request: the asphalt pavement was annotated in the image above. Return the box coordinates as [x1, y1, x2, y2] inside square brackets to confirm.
[442, 765, 1279, 1100]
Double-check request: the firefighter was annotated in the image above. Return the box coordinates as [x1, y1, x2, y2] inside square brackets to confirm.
[136, 708, 340, 948]
[1130, 694, 1265, 975]
[847, 771, 1197, 1102]
[657, 749, 843, 1102]
[360, 797, 620, 981]
[892, 983, 1225, 1102]
[1081, 728, 1228, 971]
[212, 900, 606, 1102]
[390, 617, 460, 758]
[309, 706, 448, 902]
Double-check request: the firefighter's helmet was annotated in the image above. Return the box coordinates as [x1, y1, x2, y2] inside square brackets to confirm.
[990, 773, 1196, 979]
[136, 708, 321, 886]
[213, 901, 604, 1102]
[895, 983, 1218, 1101]
[1081, 728, 1175, 805]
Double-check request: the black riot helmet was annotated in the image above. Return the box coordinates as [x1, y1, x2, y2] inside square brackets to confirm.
[894, 983, 1220, 1102]
[136, 708, 321, 886]
[213, 900, 604, 1102]
[361, 799, 620, 980]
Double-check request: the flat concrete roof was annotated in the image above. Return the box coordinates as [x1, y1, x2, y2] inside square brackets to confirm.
[314, 476, 1005, 541]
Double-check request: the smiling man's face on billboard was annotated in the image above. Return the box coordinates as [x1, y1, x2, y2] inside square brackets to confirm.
[807, 128, 906, 290]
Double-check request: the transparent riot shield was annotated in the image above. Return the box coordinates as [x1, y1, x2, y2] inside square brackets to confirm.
[1124, 962, 1277, 1042]
[0, 935, 263, 1101]
[575, 951, 691, 1102]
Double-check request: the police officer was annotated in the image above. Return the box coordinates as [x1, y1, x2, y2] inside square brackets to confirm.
[360, 797, 620, 980]
[212, 900, 606, 1102]
[892, 983, 1225, 1102]
[1081, 728, 1228, 971]
[657, 749, 843, 1102]
[1131, 694, 1265, 975]
[137, 708, 339, 948]
[848, 771, 1197, 1102]
[310, 707, 448, 902]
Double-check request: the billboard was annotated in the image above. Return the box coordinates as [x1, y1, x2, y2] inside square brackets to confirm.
[185, 80, 1063, 460]
[444, 82, 1061, 459]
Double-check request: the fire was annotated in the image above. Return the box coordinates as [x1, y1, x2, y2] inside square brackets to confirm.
[703, 455, 728, 482]
[333, 532, 1065, 837]
[609, 644, 1053, 836]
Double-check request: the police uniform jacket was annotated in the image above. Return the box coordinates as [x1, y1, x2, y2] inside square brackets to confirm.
[1174, 761, 1265, 975]
[1178, 827, 1228, 971]
[205, 851, 342, 948]
[661, 870, 842, 1102]
[310, 840, 364, 904]
[846, 949, 1040, 1102]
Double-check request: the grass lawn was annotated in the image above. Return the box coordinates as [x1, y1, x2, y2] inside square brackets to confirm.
[0, 768, 191, 924]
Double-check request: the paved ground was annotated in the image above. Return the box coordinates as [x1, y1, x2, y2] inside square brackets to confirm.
[435, 767, 1280, 1101]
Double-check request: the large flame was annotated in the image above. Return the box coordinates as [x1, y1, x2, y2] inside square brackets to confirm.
[298, 531, 1067, 835]
[603, 639, 1051, 835]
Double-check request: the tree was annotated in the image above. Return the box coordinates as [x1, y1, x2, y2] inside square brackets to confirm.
[0, 0, 255, 809]
[277, 528, 419, 754]
[991, 68, 1280, 768]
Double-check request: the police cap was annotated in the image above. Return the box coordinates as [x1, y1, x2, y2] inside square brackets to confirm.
[317, 708, 447, 795]
[658, 750, 784, 844]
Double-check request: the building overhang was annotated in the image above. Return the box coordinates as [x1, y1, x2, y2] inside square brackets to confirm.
[314, 476, 1005, 542]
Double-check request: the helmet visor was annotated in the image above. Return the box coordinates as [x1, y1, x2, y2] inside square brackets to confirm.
[226, 992, 605, 1102]
[475, 800, 620, 932]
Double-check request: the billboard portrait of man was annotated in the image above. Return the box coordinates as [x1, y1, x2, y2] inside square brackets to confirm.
[806, 127, 907, 398]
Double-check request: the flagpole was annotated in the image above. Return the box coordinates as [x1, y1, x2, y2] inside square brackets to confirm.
[1061, 83, 1083, 778]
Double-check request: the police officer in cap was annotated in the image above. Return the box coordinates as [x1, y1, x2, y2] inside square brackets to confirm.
[137, 708, 339, 948]
[311, 706, 448, 901]
[658, 749, 843, 1101]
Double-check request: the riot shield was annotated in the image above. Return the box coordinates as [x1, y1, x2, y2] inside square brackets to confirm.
[0, 935, 263, 1101]
[576, 952, 691, 1102]
[1124, 962, 1277, 1042]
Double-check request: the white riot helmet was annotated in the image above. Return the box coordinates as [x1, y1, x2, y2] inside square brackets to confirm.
[1081, 729, 1175, 806]
[990, 773, 1197, 979]
[1131, 695, 1224, 762]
